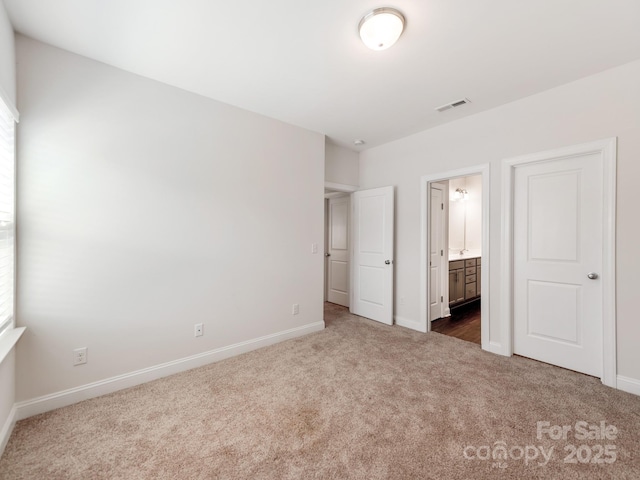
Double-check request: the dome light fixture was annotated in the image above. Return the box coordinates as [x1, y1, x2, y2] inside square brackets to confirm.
[358, 7, 405, 51]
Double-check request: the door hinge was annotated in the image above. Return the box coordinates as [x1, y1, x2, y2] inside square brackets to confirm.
[441, 296, 444, 302]
[441, 203, 444, 210]
[440, 249, 443, 256]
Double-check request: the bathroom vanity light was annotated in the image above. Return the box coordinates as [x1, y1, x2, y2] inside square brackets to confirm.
[454, 188, 468, 201]
[358, 7, 405, 51]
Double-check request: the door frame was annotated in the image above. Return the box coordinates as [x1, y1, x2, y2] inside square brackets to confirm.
[420, 164, 491, 349]
[501, 138, 617, 387]
[325, 181, 358, 195]
[326, 194, 351, 307]
[324, 182, 358, 302]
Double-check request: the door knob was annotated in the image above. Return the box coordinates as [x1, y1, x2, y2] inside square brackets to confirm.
[587, 272, 599, 280]
[385, 260, 391, 265]
[325, 253, 331, 257]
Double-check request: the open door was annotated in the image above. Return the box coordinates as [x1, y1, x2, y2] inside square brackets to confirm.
[351, 186, 394, 325]
[429, 183, 446, 321]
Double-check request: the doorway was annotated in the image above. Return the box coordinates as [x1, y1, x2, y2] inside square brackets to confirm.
[325, 194, 350, 307]
[430, 175, 482, 345]
[324, 182, 357, 307]
[420, 165, 490, 350]
[323, 182, 395, 326]
[429, 175, 482, 345]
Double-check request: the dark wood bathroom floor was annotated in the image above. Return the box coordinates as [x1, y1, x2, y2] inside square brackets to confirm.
[431, 300, 481, 345]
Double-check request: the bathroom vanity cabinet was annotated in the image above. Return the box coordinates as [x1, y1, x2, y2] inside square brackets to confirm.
[449, 257, 481, 307]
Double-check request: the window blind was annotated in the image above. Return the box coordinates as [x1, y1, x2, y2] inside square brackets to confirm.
[0, 102, 15, 337]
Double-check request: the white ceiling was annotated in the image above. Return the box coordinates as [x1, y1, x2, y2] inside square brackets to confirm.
[5, 0, 640, 151]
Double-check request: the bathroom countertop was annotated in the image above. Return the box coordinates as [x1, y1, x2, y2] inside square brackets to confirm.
[448, 251, 481, 262]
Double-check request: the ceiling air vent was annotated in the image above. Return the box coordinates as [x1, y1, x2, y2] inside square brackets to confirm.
[435, 98, 471, 112]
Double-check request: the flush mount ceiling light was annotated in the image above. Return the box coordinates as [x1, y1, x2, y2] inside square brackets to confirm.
[358, 7, 405, 51]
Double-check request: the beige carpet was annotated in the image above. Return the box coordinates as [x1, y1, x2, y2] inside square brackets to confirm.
[1, 303, 639, 479]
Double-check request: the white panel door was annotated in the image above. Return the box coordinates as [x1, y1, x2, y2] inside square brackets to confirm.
[429, 183, 445, 320]
[513, 152, 603, 376]
[327, 196, 350, 307]
[351, 186, 394, 325]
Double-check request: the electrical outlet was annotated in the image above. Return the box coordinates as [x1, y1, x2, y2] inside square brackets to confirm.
[73, 347, 87, 366]
[292, 303, 299, 315]
[194, 323, 203, 337]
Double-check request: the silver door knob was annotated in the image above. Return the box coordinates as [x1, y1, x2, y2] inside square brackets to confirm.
[325, 253, 330, 257]
[385, 260, 391, 265]
[587, 272, 598, 280]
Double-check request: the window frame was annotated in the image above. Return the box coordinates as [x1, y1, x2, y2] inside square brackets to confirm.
[0, 92, 18, 341]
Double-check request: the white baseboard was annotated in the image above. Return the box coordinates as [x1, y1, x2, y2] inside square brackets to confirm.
[15, 321, 325, 421]
[616, 375, 640, 396]
[0, 404, 17, 458]
[483, 341, 507, 356]
[395, 316, 426, 333]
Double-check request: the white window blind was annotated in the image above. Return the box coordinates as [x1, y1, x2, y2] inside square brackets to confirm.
[0, 101, 15, 337]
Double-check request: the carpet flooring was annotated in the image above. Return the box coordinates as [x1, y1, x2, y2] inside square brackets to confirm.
[1, 303, 639, 479]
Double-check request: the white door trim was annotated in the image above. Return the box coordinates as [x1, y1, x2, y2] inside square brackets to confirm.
[325, 181, 358, 194]
[420, 164, 491, 349]
[501, 138, 617, 387]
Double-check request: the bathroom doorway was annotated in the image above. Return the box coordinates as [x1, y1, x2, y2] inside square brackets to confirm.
[420, 165, 490, 349]
[431, 175, 482, 344]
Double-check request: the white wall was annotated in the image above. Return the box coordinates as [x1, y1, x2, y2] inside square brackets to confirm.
[15, 36, 325, 403]
[360, 59, 640, 385]
[464, 175, 481, 252]
[325, 141, 358, 186]
[0, 0, 14, 104]
[0, 0, 16, 454]
[448, 175, 481, 254]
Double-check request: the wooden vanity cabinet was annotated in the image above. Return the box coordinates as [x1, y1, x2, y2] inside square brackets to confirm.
[448, 260, 465, 304]
[449, 257, 480, 307]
